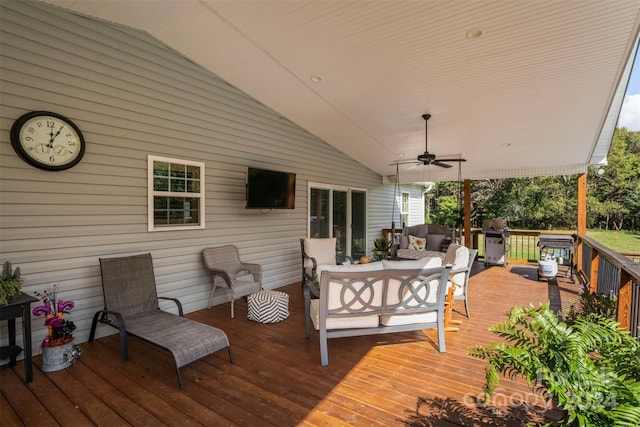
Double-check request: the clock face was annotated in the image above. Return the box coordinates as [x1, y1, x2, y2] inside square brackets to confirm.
[10, 111, 85, 171]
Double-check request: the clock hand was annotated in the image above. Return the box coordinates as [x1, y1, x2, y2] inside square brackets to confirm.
[50, 125, 64, 142]
[47, 125, 64, 149]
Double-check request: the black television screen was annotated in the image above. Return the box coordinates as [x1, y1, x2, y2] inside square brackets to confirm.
[246, 167, 296, 209]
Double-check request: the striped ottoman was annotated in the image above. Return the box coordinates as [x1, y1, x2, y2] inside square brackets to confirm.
[247, 290, 289, 323]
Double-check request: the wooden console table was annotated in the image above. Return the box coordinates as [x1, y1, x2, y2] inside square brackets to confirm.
[0, 292, 38, 382]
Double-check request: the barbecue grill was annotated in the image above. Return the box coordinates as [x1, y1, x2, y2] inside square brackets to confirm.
[482, 219, 510, 267]
[537, 234, 574, 282]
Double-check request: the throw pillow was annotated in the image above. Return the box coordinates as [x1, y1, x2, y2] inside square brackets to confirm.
[408, 235, 426, 250]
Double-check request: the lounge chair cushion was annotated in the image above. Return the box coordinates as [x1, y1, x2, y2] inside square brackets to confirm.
[124, 310, 230, 368]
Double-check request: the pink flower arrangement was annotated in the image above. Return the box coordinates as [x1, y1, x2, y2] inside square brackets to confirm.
[32, 284, 76, 347]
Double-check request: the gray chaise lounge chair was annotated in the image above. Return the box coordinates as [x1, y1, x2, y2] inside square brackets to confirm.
[89, 253, 233, 388]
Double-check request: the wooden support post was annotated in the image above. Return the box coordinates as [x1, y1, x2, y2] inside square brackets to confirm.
[464, 179, 471, 249]
[617, 271, 632, 331]
[576, 173, 587, 273]
[590, 249, 599, 294]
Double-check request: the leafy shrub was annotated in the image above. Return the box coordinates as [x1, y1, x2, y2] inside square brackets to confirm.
[563, 288, 617, 324]
[468, 303, 640, 426]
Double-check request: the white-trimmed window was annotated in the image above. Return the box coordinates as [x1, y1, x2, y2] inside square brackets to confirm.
[401, 191, 410, 226]
[148, 155, 205, 231]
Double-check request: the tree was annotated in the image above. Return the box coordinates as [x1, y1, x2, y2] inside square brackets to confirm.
[425, 128, 639, 231]
[588, 128, 640, 230]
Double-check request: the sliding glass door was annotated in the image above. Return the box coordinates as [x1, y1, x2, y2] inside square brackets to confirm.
[308, 185, 366, 259]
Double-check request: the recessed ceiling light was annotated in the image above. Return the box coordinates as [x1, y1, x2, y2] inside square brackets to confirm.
[310, 75, 322, 83]
[466, 28, 483, 39]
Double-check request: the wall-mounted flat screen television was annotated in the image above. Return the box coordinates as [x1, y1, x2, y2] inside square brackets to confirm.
[246, 167, 296, 209]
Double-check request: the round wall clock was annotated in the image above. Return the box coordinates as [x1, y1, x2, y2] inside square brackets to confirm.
[10, 111, 85, 171]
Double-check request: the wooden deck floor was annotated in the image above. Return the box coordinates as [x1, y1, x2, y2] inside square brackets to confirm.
[1, 262, 579, 426]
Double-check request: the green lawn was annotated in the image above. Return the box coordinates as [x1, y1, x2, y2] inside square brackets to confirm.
[586, 229, 640, 254]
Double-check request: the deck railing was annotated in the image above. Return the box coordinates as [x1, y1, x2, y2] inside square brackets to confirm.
[468, 229, 573, 263]
[575, 236, 640, 339]
[466, 230, 640, 338]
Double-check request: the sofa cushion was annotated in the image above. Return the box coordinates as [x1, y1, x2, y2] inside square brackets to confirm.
[395, 249, 446, 261]
[382, 258, 442, 269]
[309, 299, 379, 330]
[379, 311, 438, 326]
[399, 234, 409, 249]
[317, 262, 384, 274]
[426, 234, 446, 251]
[312, 264, 384, 331]
[403, 224, 428, 238]
[381, 267, 443, 326]
[408, 235, 426, 250]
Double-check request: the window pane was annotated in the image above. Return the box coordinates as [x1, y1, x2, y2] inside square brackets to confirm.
[333, 191, 347, 256]
[187, 180, 200, 192]
[154, 161, 169, 176]
[154, 197, 168, 210]
[401, 192, 409, 213]
[351, 190, 366, 259]
[168, 197, 183, 209]
[154, 177, 169, 191]
[310, 188, 330, 237]
[186, 165, 200, 179]
[170, 177, 186, 192]
[170, 163, 186, 178]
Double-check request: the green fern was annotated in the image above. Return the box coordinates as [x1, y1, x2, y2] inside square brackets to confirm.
[468, 303, 640, 426]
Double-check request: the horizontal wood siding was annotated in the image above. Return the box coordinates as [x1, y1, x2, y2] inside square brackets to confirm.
[0, 1, 385, 351]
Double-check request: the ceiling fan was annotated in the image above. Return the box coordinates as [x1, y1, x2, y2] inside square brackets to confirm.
[392, 114, 467, 169]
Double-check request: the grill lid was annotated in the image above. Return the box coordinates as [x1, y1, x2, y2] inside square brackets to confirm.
[482, 218, 505, 230]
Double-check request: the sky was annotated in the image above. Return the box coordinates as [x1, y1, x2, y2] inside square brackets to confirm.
[619, 50, 640, 131]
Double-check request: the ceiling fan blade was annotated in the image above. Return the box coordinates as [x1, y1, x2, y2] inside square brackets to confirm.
[435, 158, 467, 163]
[432, 161, 454, 168]
[389, 160, 421, 166]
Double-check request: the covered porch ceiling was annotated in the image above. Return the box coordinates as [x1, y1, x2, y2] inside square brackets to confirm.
[42, 0, 640, 183]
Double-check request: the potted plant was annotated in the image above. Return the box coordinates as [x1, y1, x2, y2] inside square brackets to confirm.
[468, 303, 640, 426]
[0, 261, 23, 305]
[373, 237, 391, 261]
[32, 284, 81, 371]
